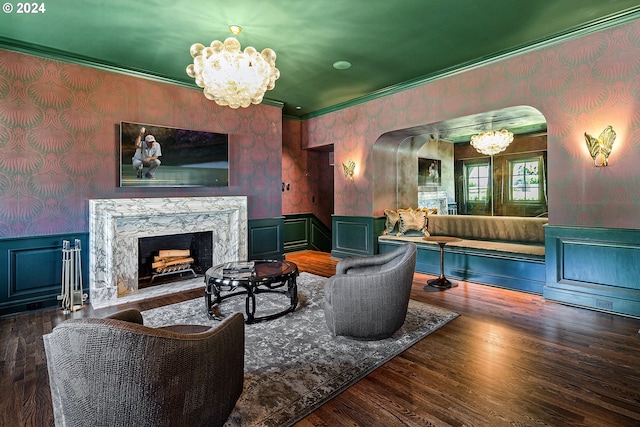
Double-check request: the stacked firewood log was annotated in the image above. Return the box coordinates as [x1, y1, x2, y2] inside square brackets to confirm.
[151, 249, 194, 273]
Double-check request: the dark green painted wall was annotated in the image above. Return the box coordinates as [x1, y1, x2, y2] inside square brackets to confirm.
[331, 215, 386, 259]
[248, 217, 284, 261]
[0, 215, 332, 316]
[0, 233, 89, 316]
[4, 221, 639, 318]
[283, 213, 331, 253]
[379, 239, 545, 294]
[544, 225, 640, 318]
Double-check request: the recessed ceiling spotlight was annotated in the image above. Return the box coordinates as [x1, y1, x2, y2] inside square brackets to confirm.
[229, 25, 242, 35]
[333, 60, 352, 70]
[296, 106, 302, 110]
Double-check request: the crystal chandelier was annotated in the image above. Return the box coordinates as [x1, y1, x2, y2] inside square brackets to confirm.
[186, 28, 279, 109]
[470, 129, 514, 156]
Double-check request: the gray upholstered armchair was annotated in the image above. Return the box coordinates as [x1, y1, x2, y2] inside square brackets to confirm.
[43, 309, 244, 427]
[324, 242, 417, 340]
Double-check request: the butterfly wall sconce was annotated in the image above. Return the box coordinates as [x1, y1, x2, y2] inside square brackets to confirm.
[342, 159, 356, 181]
[584, 125, 616, 167]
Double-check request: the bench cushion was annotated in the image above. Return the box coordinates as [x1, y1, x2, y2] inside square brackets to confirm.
[379, 235, 545, 257]
[427, 215, 547, 244]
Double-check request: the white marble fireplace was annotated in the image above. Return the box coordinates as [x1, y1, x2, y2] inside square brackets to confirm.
[89, 196, 247, 308]
[418, 190, 449, 214]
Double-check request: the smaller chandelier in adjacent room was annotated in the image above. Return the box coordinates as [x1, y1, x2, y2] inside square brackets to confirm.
[470, 129, 514, 156]
[186, 26, 280, 109]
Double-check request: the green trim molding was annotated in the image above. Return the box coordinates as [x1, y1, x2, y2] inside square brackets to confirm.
[544, 225, 640, 318]
[331, 215, 386, 259]
[300, 8, 640, 120]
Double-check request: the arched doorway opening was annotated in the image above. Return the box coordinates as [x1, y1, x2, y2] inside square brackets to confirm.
[372, 105, 547, 217]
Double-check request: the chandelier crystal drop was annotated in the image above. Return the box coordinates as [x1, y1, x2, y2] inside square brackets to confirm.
[470, 129, 514, 156]
[186, 37, 280, 109]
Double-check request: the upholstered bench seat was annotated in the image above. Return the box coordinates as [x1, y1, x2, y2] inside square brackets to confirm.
[378, 214, 548, 294]
[379, 234, 545, 257]
[427, 214, 546, 242]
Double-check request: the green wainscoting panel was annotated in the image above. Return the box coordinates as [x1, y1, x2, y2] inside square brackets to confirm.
[0, 233, 89, 316]
[283, 213, 331, 253]
[332, 216, 386, 258]
[248, 217, 284, 261]
[283, 216, 309, 252]
[379, 239, 546, 294]
[309, 216, 332, 252]
[544, 225, 640, 318]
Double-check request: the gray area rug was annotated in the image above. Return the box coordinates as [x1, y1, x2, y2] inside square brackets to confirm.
[142, 272, 459, 427]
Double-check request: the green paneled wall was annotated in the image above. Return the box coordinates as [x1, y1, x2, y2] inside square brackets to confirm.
[283, 213, 331, 253]
[544, 225, 640, 318]
[331, 215, 386, 258]
[0, 233, 89, 316]
[379, 239, 546, 294]
[248, 217, 284, 261]
[5, 221, 639, 319]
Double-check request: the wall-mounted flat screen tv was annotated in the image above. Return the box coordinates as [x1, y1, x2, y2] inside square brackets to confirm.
[119, 121, 229, 187]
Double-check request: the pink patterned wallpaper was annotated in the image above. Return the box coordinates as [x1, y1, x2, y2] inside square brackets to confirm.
[282, 119, 333, 228]
[0, 50, 283, 238]
[303, 19, 640, 230]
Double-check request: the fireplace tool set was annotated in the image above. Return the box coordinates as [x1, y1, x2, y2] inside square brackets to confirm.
[58, 239, 87, 313]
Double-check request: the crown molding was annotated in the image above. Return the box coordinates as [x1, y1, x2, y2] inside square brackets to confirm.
[300, 8, 640, 120]
[1, 7, 638, 120]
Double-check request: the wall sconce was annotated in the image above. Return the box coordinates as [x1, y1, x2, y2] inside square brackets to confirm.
[342, 159, 355, 181]
[584, 125, 616, 167]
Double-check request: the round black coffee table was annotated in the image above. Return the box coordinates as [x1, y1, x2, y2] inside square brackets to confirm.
[204, 260, 298, 324]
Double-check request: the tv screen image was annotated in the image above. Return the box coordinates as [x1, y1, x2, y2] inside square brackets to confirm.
[119, 121, 229, 187]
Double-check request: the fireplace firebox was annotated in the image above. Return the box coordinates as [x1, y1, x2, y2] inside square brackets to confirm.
[138, 231, 213, 287]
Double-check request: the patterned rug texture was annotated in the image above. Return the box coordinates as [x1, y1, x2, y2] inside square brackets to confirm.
[142, 272, 459, 427]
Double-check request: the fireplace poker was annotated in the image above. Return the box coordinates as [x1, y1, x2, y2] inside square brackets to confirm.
[57, 239, 87, 313]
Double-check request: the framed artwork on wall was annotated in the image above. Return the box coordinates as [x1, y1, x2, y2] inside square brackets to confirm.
[119, 121, 229, 187]
[418, 158, 441, 186]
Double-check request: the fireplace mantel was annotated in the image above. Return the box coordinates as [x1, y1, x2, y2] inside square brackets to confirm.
[89, 196, 247, 308]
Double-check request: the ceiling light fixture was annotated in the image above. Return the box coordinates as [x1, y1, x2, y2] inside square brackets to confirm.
[470, 129, 514, 156]
[333, 60, 352, 70]
[186, 26, 280, 109]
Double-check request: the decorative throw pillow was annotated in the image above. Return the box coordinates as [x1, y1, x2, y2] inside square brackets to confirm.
[398, 209, 428, 236]
[418, 207, 437, 232]
[383, 208, 414, 235]
[383, 209, 400, 235]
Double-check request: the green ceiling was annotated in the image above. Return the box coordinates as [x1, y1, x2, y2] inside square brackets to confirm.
[0, 1, 639, 118]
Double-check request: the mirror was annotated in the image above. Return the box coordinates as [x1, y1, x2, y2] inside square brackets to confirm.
[416, 106, 547, 217]
[373, 106, 547, 217]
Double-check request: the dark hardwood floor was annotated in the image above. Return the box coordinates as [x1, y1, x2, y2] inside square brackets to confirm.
[2, 250, 639, 426]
